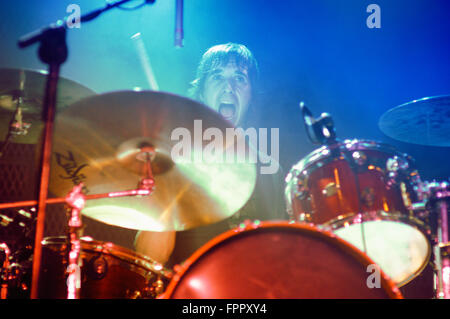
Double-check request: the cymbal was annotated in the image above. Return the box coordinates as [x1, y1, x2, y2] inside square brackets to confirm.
[379, 95, 450, 147]
[0, 68, 96, 144]
[49, 90, 257, 232]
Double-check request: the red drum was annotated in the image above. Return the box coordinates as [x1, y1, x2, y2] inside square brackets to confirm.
[38, 237, 172, 299]
[162, 221, 402, 299]
[285, 139, 431, 287]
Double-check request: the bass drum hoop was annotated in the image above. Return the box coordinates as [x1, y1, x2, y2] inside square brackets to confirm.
[162, 221, 403, 299]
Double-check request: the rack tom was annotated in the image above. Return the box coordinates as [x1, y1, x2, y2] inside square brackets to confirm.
[285, 139, 431, 286]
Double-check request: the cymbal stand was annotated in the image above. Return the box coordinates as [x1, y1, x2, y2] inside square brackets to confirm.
[16, 0, 156, 298]
[0, 83, 30, 159]
[0, 243, 11, 299]
[137, 144, 156, 192]
[63, 177, 155, 299]
[25, 26, 67, 301]
[0, 188, 153, 211]
[53, 183, 154, 299]
[0, 184, 152, 299]
[64, 184, 84, 299]
[428, 182, 450, 299]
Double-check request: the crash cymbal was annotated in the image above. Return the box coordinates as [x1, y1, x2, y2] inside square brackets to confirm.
[379, 95, 450, 147]
[50, 90, 257, 232]
[0, 68, 96, 144]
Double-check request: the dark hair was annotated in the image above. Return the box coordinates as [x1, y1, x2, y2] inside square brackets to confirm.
[188, 43, 260, 101]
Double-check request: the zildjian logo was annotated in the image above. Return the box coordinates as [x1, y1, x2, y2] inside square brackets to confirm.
[54, 151, 89, 193]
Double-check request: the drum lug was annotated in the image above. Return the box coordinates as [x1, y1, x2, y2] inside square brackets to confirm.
[296, 183, 309, 200]
[126, 290, 142, 299]
[136, 277, 166, 299]
[87, 255, 108, 280]
[289, 179, 313, 222]
[386, 156, 409, 188]
[386, 155, 409, 172]
[322, 182, 339, 197]
[152, 278, 165, 295]
[351, 151, 367, 166]
[125, 276, 165, 299]
[360, 187, 376, 207]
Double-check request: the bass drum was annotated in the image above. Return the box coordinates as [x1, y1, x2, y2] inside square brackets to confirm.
[163, 221, 402, 299]
[38, 237, 172, 299]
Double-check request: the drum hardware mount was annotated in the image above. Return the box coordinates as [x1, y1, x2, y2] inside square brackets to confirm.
[62, 150, 156, 299]
[341, 146, 369, 253]
[65, 183, 85, 299]
[136, 144, 157, 192]
[126, 275, 166, 299]
[405, 180, 450, 299]
[299, 103, 370, 254]
[425, 182, 450, 299]
[299, 102, 336, 147]
[0, 89, 31, 159]
[0, 243, 11, 299]
[0, 179, 154, 299]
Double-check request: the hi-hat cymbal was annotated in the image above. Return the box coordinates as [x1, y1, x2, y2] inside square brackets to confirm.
[379, 95, 450, 147]
[49, 90, 257, 232]
[0, 68, 96, 144]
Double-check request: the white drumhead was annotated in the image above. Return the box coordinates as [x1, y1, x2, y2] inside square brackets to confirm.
[333, 220, 430, 286]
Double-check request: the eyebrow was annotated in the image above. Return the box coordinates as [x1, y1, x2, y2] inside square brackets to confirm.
[208, 68, 249, 77]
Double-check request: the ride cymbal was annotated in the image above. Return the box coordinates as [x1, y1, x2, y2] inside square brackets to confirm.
[379, 95, 450, 147]
[49, 90, 257, 232]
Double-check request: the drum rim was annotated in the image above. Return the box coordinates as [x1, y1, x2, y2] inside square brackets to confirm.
[41, 236, 172, 278]
[323, 210, 432, 287]
[286, 139, 415, 182]
[161, 220, 403, 299]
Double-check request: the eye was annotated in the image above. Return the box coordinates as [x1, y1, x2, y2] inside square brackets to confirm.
[235, 74, 248, 85]
[210, 73, 224, 81]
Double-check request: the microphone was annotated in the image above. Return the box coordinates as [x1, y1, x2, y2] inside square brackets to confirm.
[299, 102, 336, 145]
[174, 0, 184, 47]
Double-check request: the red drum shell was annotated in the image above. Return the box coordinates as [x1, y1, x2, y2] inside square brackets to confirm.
[38, 237, 171, 299]
[163, 221, 402, 299]
[285, 140, 431, 287]
[285, 140, 421, 225]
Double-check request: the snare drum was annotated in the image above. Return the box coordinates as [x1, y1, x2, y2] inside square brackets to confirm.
[38, 237, 172, 299]
[285, 139, 431, 286]
[163, 221, 402, 299]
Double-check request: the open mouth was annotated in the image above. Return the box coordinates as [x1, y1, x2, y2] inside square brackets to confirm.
[218, 103, 237, 121]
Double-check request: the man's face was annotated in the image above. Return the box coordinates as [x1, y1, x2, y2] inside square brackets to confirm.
[199, 61, 252, 126]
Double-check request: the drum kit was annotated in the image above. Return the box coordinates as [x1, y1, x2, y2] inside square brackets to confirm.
[0, 68, 258, 299]
[0, 1, 448, 299]
[0, 65, 448, 299]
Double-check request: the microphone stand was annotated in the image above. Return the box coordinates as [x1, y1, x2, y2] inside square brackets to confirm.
[24, 25, 67, 301]
[17, 0, 155, 299]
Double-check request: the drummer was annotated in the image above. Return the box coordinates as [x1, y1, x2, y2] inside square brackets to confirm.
[135, 43, 287, 267]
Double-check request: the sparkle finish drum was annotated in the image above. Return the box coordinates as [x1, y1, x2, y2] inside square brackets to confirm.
[285, 139, 431, 286]
[163, 221, 402, 299]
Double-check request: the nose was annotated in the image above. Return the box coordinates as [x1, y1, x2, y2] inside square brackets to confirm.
[223, 78, 234, 93]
